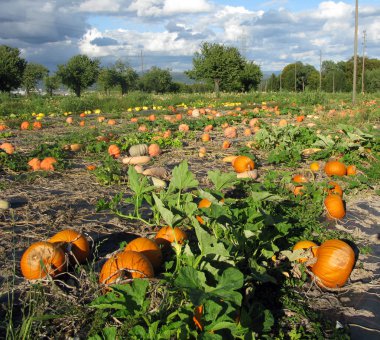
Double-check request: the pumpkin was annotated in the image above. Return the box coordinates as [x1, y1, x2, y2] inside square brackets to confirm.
[86, 164, 96, 171]
[138, 125, 148, 132]
[129, 144, 148, 157]
[79, 120, 85, 127]
[142, 167, 168, 178]
[40, 157, 57, 171]
[155, 226, 187, 249]
[222, 140, 231, 149]
[66, 117, 73, 124]
[249, 118, 259, 127]
[327, 181, 343, 197]
[20, 121, 30, 130]
[99, 251, 154, 285]
[222, 155, 238, 163]
[324, 194, 345, 219]
[98, 116, 106, 123]
[296, 115, 305, 122]
[232, 156, 255, 173]
[148, 143, 161, 157]
[0, 142, 15, 155]
[178, 124, 190, 132]
[28, 158, 41, 171]
[163, 130, 171, 138]
[122, 156, 151, 165]
[70, 144, 83, 152]
[346, 165, 357, 176]
[0, 124, 8, 130]
[201, 133, 210, 142]
[278, 119, 288, 127]
[237, 169, 258, 179]
[108, 144, 121, 158]
[20, 241, 66, 280]
[324, 161, 346, 177]
[48, 229, 90, 264]
[198, 198, 211, 209]
[311, 239, 355, 288]
[33, 121, 42, 130]
[243, 128, 252, 136]
[292, 174, 308, 184]
[199, 146, 207, 158]
[224, 127, 237, 139]
[193, 305, 203, 331]
[204, 125, 213, 132]
[148, 114, 156, 121]
[310, 162, 320, 172]
[125, 237, 162, 271]
[107, 119, 116, 125]
[293, 240, 319, 263]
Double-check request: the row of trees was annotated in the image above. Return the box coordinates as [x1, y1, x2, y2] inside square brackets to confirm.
[0, 43, 262, 97]
[262, 57, 380, 93]
[1, 43, 379, 96]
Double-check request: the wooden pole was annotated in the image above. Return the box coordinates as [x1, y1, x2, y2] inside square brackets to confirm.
[361, 30, 366, 94]
[352, 0, 359, 105]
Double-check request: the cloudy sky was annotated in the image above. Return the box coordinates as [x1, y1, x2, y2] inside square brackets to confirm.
[0, 0, 379, 73]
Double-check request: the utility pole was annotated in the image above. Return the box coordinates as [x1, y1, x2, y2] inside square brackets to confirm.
[333, 72, 335, 93]
[361, 30, 366, 94]
[279, 73, 282, 91]
[319, 50, 322, 91]
[294, 62, 297, 92]
[352, 0, 359, 105]
[140, 50, 144, 74]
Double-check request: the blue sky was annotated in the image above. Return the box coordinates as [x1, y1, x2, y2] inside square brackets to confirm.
[0, 1, 379, 72]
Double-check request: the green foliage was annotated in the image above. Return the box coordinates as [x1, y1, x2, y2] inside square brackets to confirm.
[0, 45, 27, 93]
[186, 42, 247, 95]
[22, 63, 48, 95]
[44, 74, 61, 96]
[138, 67, 174, 93]
[57, 54, 100, 97]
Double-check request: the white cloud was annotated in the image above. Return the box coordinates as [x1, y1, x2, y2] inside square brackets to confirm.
[79, 0, 123, 12]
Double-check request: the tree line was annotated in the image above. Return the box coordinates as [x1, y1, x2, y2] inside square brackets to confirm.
[1, 43, 379, 97]
[261, 57, 380, 93]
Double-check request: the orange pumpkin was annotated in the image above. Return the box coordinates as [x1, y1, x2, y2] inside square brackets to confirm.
[86, 164, 97, 171]
[324, 161, 346, 177]
[33, 121, 42, 130]
[107, 119, 116, 125]
[193, 305, 203, 331]
[48, 229, 90, 264]
[28, 158, 41, 171]
[224, 127, 237, 139]
[66, 117, 74, 124]
[346, 165, 357, 176]
[0, 124, 8, 131]
[79, 120, 85, 127]
[40, 157, 57, 171]
[148, 143, 161, 157]
[293, 240, 319, 263]
[222, 140, 231, 149]
[204, 125, 213, 132]
[20, 241, 66, 280]
[311, 239, 355, 288]
[20, 121, 30, 130]
[125, 237, 162, 271]
[198, 198, 212, 209]
[324, 194, 345, 219]
[243, 128, 252, 136]
[99, 251, 154, 285]
[201, 133, 211, 142]
[232, 156, 255, 173]
[327, 181, 343, 197]
[178, 124, 190, 132]
[0, 142, 15, 155]
[108, 144, 120, 158]
[148, 114, 156, 121]
[155, 226, 187, 249]
[310, 162, 320, 172]
[296, 115, 305, 122]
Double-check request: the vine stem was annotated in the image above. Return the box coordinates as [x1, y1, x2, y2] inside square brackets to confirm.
[114, 211, 154, 226]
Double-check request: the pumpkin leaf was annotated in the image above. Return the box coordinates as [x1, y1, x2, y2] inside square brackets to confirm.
[169, 160, 199, 192]
[207, 170, 238, 191]
[88, 326, 118, 340]
[152, 193, 182, 226]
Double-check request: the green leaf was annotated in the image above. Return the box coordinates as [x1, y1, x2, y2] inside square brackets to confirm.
[169, 161, 199, 191]
[249, 259, 277, 284]
[207, 170, 238, 191]
[152, 193, 182, 226]
[174, 266, 207, 306]
[88, 326, 118, 340]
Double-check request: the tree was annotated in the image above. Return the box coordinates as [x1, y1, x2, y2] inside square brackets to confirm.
[281, 62, 318, 91]
[112, 60, 139, 95]
[239, 61, 262, 92]
[186, 42, 245, 96]
[0, 45, 27, 93]
[138, 67, 173, 93]
[266, 73, 280, 92]
[321, 60, 347, 92]
[22, 62, 48, 95]
[57, 55, 100, 97]
[97, 68, 118, 95]
[44, 74, 61, 96]
[365, 68, 380, 93]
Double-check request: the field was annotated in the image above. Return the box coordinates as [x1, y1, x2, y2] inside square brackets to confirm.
[0, 91, 379, 339]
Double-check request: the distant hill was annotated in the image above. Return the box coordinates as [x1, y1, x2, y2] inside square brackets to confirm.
[171, 72, 195, 84]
